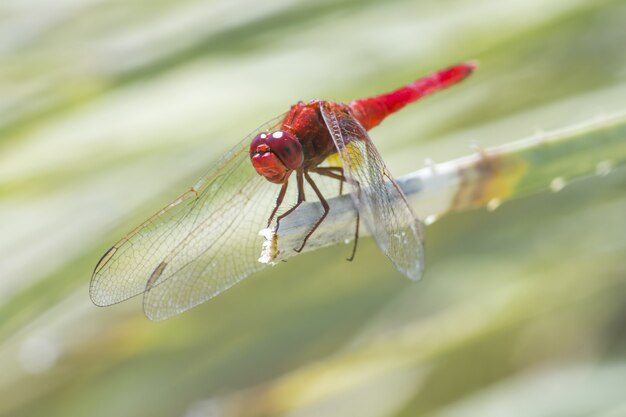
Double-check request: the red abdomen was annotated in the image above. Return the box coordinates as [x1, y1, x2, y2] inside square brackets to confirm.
[349, 62, 477, 130]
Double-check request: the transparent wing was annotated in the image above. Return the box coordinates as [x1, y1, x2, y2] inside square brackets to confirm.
[319, 101, 425, 280]
[90, 116, 289, 320]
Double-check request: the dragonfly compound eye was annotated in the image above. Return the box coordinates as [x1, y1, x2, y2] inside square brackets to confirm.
[265, 130, 304, 170]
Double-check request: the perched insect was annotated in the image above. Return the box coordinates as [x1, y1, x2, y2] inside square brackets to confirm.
[91, 62, 477, 319]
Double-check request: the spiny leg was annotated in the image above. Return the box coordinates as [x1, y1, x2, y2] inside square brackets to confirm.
[267, 179, 289, 227]
[275, 171, 305, 230]
[311, 167, 359, 260]
[314, 166, 343, 174]
[311, 167, 345, 182]
[346, 209, 359, 262]
[312, 166, 345, 194]
[294, 172, 330, 253]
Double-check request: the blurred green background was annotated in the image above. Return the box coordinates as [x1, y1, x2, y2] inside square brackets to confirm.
[1, 0, 626, 416]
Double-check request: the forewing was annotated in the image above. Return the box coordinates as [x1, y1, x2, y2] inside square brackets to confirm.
[319, 102, 424, 280]
[90, 116, 286, 319]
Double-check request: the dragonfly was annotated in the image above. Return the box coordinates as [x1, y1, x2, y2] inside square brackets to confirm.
[90, 62, 477, 320]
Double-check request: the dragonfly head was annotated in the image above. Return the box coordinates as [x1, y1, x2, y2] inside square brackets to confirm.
[250, 130, 304, 184]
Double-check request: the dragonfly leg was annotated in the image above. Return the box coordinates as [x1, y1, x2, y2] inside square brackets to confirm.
[346, 209, 359, 262]
[311, 167, 345, 182]
[275, 171, 305, 230]
[267, 180, 289, 227]
[294, 172, 330, 253]
[311, 167, 360, 259]
[312, 166, 345, 194]
[312, 166, 343, 174]
[311, 166, 348, 195]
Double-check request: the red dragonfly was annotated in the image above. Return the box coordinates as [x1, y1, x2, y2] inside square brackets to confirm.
[90, 62, 476, 320]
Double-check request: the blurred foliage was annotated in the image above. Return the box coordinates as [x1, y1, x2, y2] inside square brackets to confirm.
[1, 0, 625, 416]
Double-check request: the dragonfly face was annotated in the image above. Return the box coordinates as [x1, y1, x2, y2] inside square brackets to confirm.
[249, 130, 303, 183]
